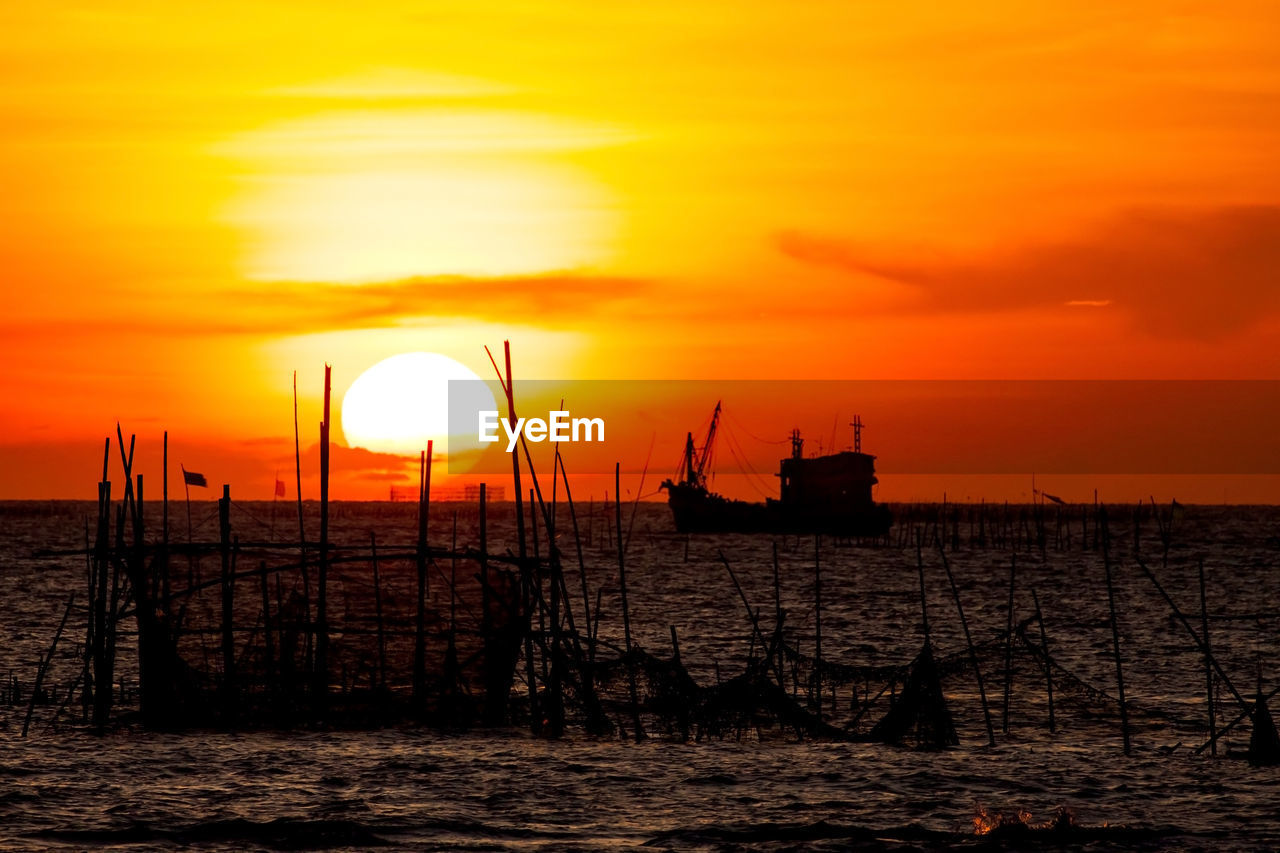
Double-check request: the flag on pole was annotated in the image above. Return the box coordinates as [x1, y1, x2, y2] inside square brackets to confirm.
[275, 478, 286, 498]
[182, 468, 208, 488]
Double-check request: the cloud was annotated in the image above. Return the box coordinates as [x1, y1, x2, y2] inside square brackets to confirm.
[1, 273, 649, 340]
[233, 273, 646, 333]
[776, 205, 1280, 339]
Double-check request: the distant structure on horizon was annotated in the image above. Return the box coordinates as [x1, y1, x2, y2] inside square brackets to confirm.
[390, 484, 506, 502]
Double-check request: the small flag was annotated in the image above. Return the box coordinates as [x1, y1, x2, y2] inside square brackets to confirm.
[182, 468, 208, 488]
[275, 478, 286, 498]
[1042, 492, 1066, 506]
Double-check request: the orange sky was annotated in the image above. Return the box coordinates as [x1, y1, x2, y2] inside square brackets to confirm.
[2, 1, 1279, 501]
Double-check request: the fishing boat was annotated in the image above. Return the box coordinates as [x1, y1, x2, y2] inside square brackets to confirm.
[659, 402, 893, 536]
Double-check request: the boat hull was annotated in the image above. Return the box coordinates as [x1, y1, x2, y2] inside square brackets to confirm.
[664, 483, 892, 537]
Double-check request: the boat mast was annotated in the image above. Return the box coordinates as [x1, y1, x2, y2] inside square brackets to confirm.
[686, 401, 721, 489]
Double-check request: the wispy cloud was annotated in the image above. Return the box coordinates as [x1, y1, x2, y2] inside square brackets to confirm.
[1, 273, 649, 339]
[776, 205, 1280, 339]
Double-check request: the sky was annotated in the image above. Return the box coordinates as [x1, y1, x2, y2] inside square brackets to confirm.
[2, 1, 1278, 501]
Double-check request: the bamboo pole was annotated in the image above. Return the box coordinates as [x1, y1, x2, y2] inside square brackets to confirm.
[495, 342, 538, 734]
[1136, 557, 1250, 714]
[556, 453, 608, 734]
[938, 545, 996, 747]
[93, 478, 112, 731]
[1031, 587, 1054, 733]
[292, 371, 311, 669]
[1001, 554, 1016, 733]
[917, 544, 930, 640]
[772, 542, 784, 688]
[1100, 508, 1131, 755]
[812, 533, 822, 718]
[259, 559, 274, 698]
[162, 432, 170, 619]
[82, 517, 93, 722]
[542, 478, 565, 738]
[478, 482, 498, 724]
[617, 462, 644, 742]
[371, 533, 386, 692]
[22, 594, 75, 737]
[219, 487, 236, 716]
[1199, 558, 1216, 756]
[413, 441, 432, 706]
[315, 364, 331, 706]
[716, 551, 784, 686]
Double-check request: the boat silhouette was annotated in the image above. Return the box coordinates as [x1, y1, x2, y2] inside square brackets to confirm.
[659, 402, 892, 536]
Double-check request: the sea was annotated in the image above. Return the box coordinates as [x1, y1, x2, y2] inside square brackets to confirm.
[2, 499, 1280, 851]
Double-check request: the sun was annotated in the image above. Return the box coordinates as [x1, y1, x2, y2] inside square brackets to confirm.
[340, 352, 496, 458]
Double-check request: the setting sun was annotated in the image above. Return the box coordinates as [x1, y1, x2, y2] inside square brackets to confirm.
[339, 351, 495, 459]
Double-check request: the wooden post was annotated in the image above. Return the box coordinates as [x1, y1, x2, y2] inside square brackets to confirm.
[812, 533, 822, 718]
[1002, 554, 1016, 732]
[292, 370, 311, 665]
[219, 486, 236, 716]
[259, 559, 274, 698]
[939, 545, 996, 747]
[315, 364, 331, 706]
[557, 455, 609, 734]
[1199, 558, 1216, 756]
[371, 532, 386, 692]
[543, 479, 565, 738]
[617, 462, 644, 742]
[478, 483, 498, 724]
[1032, 587, 1055, 733]
[917, 544, 930, 640]
[1100, 507, 1131, 756]
[92, 472, 112, 731]
[162, 431, 170, 619]
[530, 487, 550, 693]
[499, 342, 539, 735]
[1136, 558, 1250, 717]
[23, 594, 74, 737]
[414, 441, 432, 706]
[772, 541, 783, 688]
[450, 512, 458, 647]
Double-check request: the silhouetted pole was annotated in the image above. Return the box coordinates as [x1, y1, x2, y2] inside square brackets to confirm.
[162, 431, 170, 619]
[92, 472, 112, 731]
[1002, 554, 1016, 733]
[496, 341, 538, 734]
[1032, 588, 1055, 733]
[1199, 558, 1216, 756]
[812, 533, 822, 719]
[917, 544, 930, 640]
[1100, 508, 1131, 755]
[315, 364, 331, 707]
[219, 485, 236, 717]
[371, 532, 386, 692]
[772, 542, 784, 687]
[414, 441, 432, 707]
[259, 559, 274, 697]
[557, 455, 595, 656]
[22, 593, 74, 738]
[479, 483, 500, 725]
[292, 371, 311, 672]
[617, 462, 644, 742]
[1136, 557, 1249, 717]
[939, 545, 996, 747]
